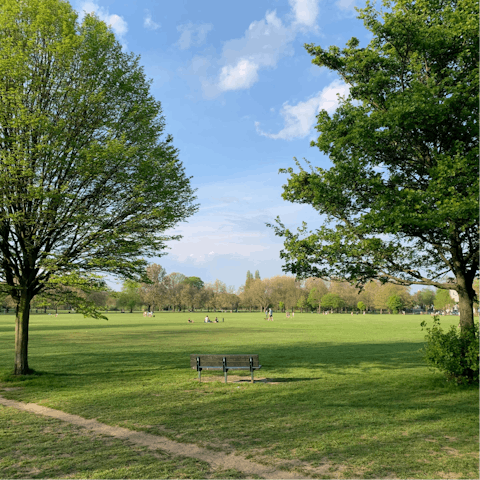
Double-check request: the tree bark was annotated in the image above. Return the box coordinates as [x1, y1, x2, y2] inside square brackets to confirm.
[14, 290, 32, 375]
[456, 281, 475, 333]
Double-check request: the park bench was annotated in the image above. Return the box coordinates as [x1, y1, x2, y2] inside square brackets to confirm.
[190, 354, 261, 383]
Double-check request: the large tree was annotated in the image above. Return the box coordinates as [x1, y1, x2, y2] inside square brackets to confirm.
[0, 0, 197, 374]
[272, 0, 478, 332]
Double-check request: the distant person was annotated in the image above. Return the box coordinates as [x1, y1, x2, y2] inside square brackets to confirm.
[188, 318, 193, 323]
[214, 317, 218, 323]
[204, 315, 210, 323]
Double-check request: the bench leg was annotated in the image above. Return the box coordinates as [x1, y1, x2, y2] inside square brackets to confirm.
[251, 370, 254, 383]
[198, 370, 201, 382]
[224, 371, 228, 384]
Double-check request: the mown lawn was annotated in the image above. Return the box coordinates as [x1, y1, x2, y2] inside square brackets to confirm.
[0, 312, 478, 479]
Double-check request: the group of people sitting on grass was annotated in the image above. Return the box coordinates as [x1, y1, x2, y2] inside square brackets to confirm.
[187, 316, 219, 323]
[143, 311, 154, 317]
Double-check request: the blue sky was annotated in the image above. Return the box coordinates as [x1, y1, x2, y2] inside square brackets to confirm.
[73, 0, 370, 291]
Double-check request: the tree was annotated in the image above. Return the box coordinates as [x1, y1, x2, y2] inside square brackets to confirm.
[330, 281, 359, 310]
[296, 294, 307, 312]
[387, 295, 404, 314]
[307, 287, 322, 312]
[251, 278, 273, 313]
[413, 288, 436, 310]
[373, 283, 410, 313]
[272, 0, 478, 333]
[434, 289, 454, 311]
[320, 293, 345, 312]
[0, 0, 197, 374]
[180, 277, 204, 311]
[140, 264, 167, 312]
[164, 273, 187, 311]
[183, 276, 204, 290]
[357, 301, 366, 312]
[117, 280, 142, 313]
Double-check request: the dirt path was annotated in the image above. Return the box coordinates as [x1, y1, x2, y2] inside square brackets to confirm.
[0, 395, 307, 479]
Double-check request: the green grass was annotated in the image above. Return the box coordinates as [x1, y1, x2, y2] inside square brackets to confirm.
[0, 312, 478, 479]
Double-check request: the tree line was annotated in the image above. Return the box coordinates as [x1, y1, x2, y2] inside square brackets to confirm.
[13, 265, 469, 315]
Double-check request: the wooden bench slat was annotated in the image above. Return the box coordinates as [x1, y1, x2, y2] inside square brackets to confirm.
[192, 366, 262, 370]
[190, 354, 259, 368]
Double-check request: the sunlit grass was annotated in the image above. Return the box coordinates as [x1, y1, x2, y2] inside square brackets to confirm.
[0, 312, 478, 478]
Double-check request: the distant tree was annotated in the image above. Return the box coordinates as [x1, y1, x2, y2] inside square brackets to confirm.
[295, 294, 307, 313]
[179, 276, 204, 311]
[434, 289, 454, 311]
[413, 288, 436, 311]
[307, 287, 321, 312]
[117, 280, 141, 313]
[183, 277, 204, 290]
[164, 273, 187, 311]
[387, 295, 403, 314]
[254, 270, 261, 280]
[321, 293, 345, 312]
[140, 264, 167, 312]
[330, 281, 359, 310]
[357, 301, 366, 312]
[374, 283, 410, 314]
[252, 278, 273, 313]
[0, 0, 197, 375]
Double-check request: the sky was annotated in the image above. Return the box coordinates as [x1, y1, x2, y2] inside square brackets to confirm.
[72, 0, 371, 292]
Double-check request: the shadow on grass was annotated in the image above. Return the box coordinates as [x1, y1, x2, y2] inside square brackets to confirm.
[0, 340, 428, 395]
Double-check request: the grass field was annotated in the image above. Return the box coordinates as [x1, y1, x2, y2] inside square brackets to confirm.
[0, 312, 478, 479]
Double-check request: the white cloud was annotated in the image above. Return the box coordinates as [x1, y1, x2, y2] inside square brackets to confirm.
[289, 0, 319, 28]
[194, 3, 322, 97]
[218, 59, 259, 91]
[77, 1, 128, 39]
[176, 22, 213, 50]
[255, 80, 349, 140]
[213, 10, 294, 93]
[144, 11, 160, 30]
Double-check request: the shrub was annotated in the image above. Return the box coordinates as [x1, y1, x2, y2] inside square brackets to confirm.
[421, 317, 479, 385]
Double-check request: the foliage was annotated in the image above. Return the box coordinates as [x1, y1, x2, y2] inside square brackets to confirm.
[434, 289, 455, 311]
[307, 287, 321, 310]
[387, 294, 403, 314]
[296, 294, 307, 312]
[320, 293, 345, 311]
[413, 288, 435, 310]
[357, 301, 366, 311]
[183, 277, 205, 290]
[117, 280, 142, 313]
[421, 317, 479, 384]
[270, 0, 479, 330]
[0, 0, 197, 374]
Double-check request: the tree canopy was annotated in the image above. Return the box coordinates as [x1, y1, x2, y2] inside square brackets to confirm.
[271, 0, 478, 331]
[0, 0, 197, 374]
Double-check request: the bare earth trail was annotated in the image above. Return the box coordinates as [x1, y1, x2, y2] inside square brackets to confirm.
[0, 394, 311, 479]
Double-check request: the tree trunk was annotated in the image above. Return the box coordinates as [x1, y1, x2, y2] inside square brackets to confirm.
[14, 290, 32, 375]
[456, 283, 475, 333]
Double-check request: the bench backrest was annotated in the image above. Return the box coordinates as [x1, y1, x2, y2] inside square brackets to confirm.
[190, 354, 259, 368]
